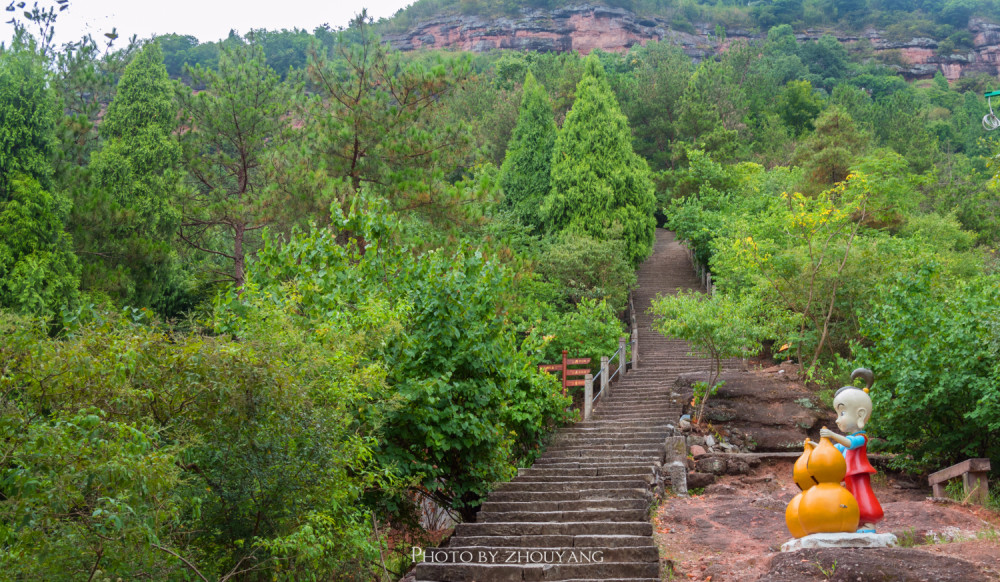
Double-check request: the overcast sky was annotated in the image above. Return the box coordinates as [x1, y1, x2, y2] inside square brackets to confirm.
[3, 0, 416, 46]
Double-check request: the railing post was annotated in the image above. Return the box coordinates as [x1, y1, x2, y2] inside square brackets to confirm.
[631, 329, 639, 370]
[561, 349, 568, 397]
[584, 373, 593, 420]
[618, 336, 627, 372]
[600, 355, 609, 399]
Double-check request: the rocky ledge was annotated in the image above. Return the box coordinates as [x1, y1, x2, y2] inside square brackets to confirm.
[382, 6, 1000, 80]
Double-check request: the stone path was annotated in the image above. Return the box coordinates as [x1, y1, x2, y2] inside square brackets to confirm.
[414, 229, 717, 581]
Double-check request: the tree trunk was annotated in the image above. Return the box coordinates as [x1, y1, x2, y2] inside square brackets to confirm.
[234, 223, 245, 291]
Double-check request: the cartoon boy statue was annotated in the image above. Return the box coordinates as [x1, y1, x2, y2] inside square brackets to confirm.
[819, 368, 884, 533]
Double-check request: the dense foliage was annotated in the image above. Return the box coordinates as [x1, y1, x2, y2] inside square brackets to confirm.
[5, 2, 1000, 578]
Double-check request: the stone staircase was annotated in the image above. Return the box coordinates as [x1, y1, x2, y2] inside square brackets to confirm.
[414, 229, 715, 582]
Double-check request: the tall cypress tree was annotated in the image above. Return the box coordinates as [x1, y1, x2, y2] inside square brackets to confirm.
[499, 72, 556, 232]
[543, 55, 656, 268]
[79, 43, 185, 311]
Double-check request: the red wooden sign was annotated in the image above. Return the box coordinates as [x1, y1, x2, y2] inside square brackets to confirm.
[538, 350, 592, 396]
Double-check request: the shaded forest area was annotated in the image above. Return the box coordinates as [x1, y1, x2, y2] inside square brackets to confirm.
[2, 0, 1000, 579]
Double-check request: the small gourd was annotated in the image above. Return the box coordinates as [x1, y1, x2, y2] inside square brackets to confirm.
[785, 439, 815, 538]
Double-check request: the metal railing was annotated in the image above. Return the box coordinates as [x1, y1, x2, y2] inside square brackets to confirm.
[583, 332, 631, 420]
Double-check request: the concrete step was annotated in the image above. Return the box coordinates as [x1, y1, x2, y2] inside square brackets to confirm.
[453, 521, 653, 537]
[448, 534, 655, 548]
[505, 474, 654, 484]
[495, 479, 652, 492]
[517, 465, 653, 478]
[424, 545, 659, 563]
[415, 560, 660, 581]
[540, 447, 664, 457]
[477, 508, 648, 523]
[479, 498, 651, 513]
[488, 488, 651, 503]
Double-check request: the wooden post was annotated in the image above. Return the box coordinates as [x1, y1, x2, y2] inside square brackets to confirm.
[561, 349, 568, 397]
[600, 355, 609, 399]
[584, 373, 593, 420]
[631, 329, 639, 370]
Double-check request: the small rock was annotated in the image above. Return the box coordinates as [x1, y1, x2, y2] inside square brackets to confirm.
[726, 458, 751, 475]
[704, 483, 736, 496]
[689, 444, 708, 457]
[742, 473, 776, 485]
[720, 442, 736, 452]
[678, 418, 691, 430]
[687, 435, 706, 447]
[705, 435, 716, 447]
[687, 471, 716, 488]
[695, 456, 727, 475]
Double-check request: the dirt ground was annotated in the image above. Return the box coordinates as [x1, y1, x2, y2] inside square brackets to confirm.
[653, 458, 1000, 581]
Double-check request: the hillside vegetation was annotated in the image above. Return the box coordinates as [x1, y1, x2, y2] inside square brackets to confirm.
[2, 1, 1000, 580]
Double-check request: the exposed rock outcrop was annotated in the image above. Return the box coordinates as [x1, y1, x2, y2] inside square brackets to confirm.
[382, 5, 1000, 81]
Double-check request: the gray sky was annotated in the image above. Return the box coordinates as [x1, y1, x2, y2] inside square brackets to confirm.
[4, 0, 416, 45]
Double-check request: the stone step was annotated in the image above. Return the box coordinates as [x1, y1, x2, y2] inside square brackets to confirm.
[415, 561, 660, 581]
[479, 498, 651, 513]
[564, 421, 672, 429]
[591, 410, 679, 418]
[495, 479, 652, 492]
[540, 447, 664, 457]
[488, 488, 651, 503]
[447, 534, 655, 548]
[477, 508, 648, 522]
[453, 521, 654, 537]
[506, 474, 654, 484]
[517, 465, 653, 478]
[424, 545, 659, 563]
[531, 456, 662, 466]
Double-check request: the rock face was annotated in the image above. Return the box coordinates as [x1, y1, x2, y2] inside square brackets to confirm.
[382, 5, 1000, 80]
[674, 366, 826, 452]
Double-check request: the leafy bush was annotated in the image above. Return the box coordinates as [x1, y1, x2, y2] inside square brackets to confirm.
[853, 267, 1000, 471]
[650, 291, 770, 423]
[0, 308, 385, 580]
[534, 231, 637, 313]
[227, 203, 572, 521]
[521, 297, 627, 373]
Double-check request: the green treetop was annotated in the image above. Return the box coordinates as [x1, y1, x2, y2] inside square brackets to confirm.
[543, 54, 656, 268]
[0, 40, 80, 317]
[0, 38, 59, 196]
[499, 72, 556, 232]
[80, 43, 185, 310]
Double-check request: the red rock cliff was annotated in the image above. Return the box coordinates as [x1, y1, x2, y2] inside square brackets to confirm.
[381, 5, 1000, 81]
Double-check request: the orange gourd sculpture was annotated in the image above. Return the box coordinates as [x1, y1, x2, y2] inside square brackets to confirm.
[784, 439, 815, 538]
[785, 431, 860, 537]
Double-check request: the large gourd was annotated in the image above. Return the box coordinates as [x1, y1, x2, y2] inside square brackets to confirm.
[785, 431, 860, 537]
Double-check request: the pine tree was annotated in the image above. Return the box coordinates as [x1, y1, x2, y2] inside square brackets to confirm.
[177, 41, 293, 290]
[793, 105, 869, 193]
[543, 55, 656, 268]
[78, 43, 185, 310]
[499, 72, 556, 231]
